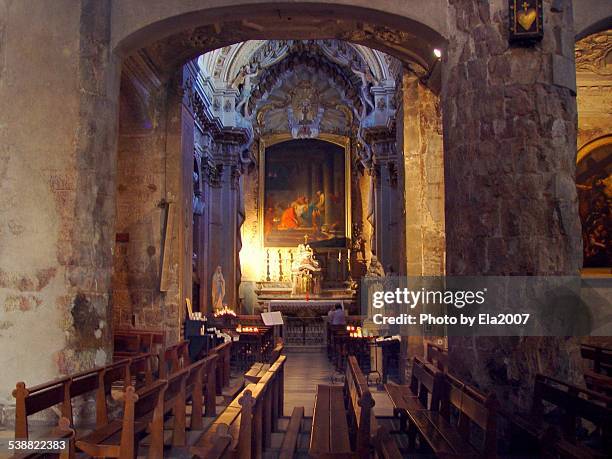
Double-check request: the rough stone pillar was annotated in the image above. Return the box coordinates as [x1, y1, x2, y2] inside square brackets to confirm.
[442, 0, 582, 409]
[0, 0, 119, 417]
[401, 74, 445, 278]
[398, 72, 446, 381]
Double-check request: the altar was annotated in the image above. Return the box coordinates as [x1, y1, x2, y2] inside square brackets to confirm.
[252, 240, 357, 346]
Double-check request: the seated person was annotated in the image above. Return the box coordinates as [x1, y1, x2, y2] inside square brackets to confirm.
[330, 304, 346, 325]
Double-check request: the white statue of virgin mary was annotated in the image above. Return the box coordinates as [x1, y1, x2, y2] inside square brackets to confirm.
[212, 265, 225, 310]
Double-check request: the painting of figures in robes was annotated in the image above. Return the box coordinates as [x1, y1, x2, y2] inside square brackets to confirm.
[263, 139, 348, 247]
[576, 141, 612, 268]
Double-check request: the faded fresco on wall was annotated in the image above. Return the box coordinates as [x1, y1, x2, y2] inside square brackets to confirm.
[263, 139, 347, 247]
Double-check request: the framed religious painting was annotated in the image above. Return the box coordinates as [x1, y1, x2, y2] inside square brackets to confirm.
[576, 137, 612, 270]
[260, 136, 351, 248]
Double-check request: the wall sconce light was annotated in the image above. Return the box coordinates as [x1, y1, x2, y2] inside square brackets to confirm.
[433, 48, 442, 59]
[509, 0, 544, 44]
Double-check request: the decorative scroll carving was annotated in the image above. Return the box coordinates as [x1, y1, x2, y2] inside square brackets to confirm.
[576, 31, 612, 76]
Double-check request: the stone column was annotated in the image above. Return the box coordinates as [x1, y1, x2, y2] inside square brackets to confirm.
[367, 132, 406, 274]
[162, 73, 196, 342]
[442, 0, 582, 410]
[208, 133, 248, 311]
[0, 0, 119, 414]
[397, 73, 446, 382]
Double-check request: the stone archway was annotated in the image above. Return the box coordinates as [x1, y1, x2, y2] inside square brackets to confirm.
[0, 0, 585, 415]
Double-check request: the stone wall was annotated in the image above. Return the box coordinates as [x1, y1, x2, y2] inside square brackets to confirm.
[442, 0, 583, 411]
[0, 0, 118, 421]
[112, 66, 195, 344]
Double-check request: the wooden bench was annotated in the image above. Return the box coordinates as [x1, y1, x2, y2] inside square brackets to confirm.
[191, 354, 286, 459]
[511, 373, 612, 458]
[76, 381, 167, 459]
[426, 341, 448, 371]
[373, 425, 403, 459]
[345, 355, 402, 458]
[211, 341, 232, 393]
[245, 363, 270, 384]
[269, 342, 284, 363]
[202, 353, 219, 417]
[385, 356, 443, 438]
[8, 417, 75, 459]
[581, 344, 612, 376]
[279, 406, 304, 459]
[309, 384, 351, 458]
[113, 329, 166, 363]
[158, 340, 190, 378]
[12, 359, 132, 440]
[584, 369, 612, 399]
[439, 373, 498, 458]
[386, 356, 497, 457]
[344, 355, 376, 456]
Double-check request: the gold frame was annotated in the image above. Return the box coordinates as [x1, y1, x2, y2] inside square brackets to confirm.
[258, 133, 352, 249]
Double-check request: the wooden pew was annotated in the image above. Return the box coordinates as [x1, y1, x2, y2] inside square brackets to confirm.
[584, 370, 612, 399]
[309, 385, 351, 457]
[113, 333, 142, 357]
[345, 355, 402, 458]
[373, 425, 403, 459]
[158, 340, 190, 378]
[344, 355, 376, 457]
[191, 354, 286, 459]
[126, 352, 155, 388]
[385, 356, 444, 438]
[279, 406, 304, 459]
[425, 341, 448, 371]
[202, 353, 219, 417]
[245, 363, 270, 384]
[252, 355, 287, 456]
[512, 373, 612, 458]
[184, 358, 207, 431]
[269, 342, 284, 363]
[211, 341, 232, 393]
[581, 344, 612, 376]
[114, 328, 166, 353]
[12, 360, 132, 440]
[440, 373, 498, 458]
[76, 381, 167, 459]
[386, 356, 493, 457]
[8, 417, 75, 459]
[191, 386, 255, 459]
